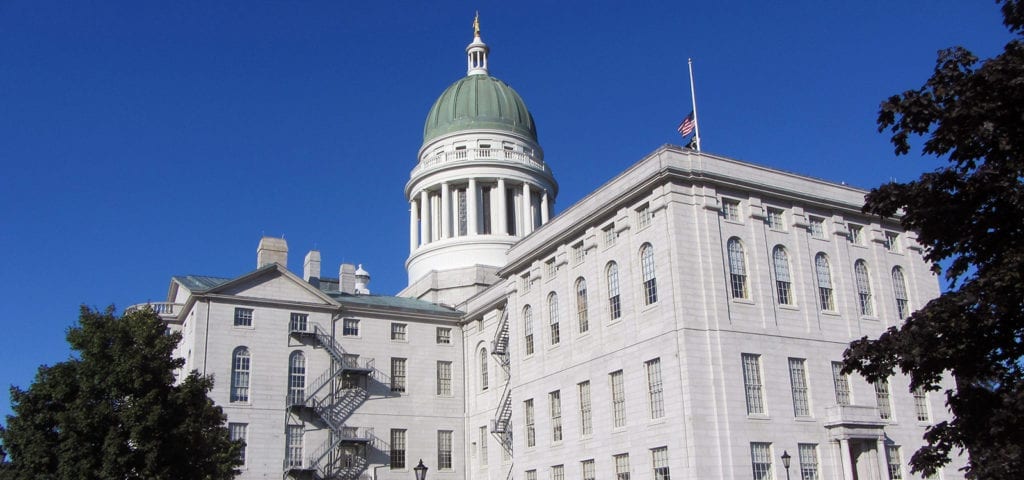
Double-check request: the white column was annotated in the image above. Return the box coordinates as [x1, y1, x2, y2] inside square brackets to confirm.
[441, 182, 451, 240]
[839, 439, 855, 480]
[419, 190, 430, 246]
[875, 438, 889, 480]
[541, 190, 549, 224]
[409, 200, 418, 253]
[522, 182, 533, 235]
[468, 178, 478, 235]
[496, 178, 507, 235]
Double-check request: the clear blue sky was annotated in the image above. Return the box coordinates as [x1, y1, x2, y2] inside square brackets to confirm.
[0, 1, 1011, 420]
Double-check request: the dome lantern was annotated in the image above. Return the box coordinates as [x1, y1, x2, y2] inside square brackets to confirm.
[466, 12, 489, 76]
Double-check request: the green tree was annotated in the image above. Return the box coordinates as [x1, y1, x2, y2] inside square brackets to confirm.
[1, 306, 242, 480]
[843, 1, 1024, 478]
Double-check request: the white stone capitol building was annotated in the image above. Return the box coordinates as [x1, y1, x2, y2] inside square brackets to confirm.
[130, 20, 960, 480]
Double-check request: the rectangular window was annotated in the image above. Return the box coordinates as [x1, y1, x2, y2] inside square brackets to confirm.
[524, 308, 535, 355]
[342, 318, 359, 336]
[832, 361, 851, 406]
[610, 370, 626, 428]
[436, 327, 451, 344]
[524, 399, 536, 447]
[390, 429, 406, 469]
[637, 203, 653, 228]
[289, 313, 307, 332]
[229, 423, 247, 465]
[798, 444, 819, 480]
[437, 430, 453, 470]
[614, 453, 631, 480]
[552, 465, 565, 480]
[481, 186, 492, 234]
[848, 223, 864, 245]
[457, 188, 468, 237]
[875, 379, 893, 420]
[723, 198, 741, 222]
[233, 308, 253, 327]
[652, 446, 670, 480]
[391, 358, 407, 393]
[742, 354, 765, 415]
[886, 445, 903, 479]
[479, 426, 488, 466]
[808, 216, 825, 238]
[549, 390, 563, 442]
[526, 470, 537, 480]
[572, 242, 585, 264]
[646, 358, 665, 419]
[913, 387, 930, 422]
[546, 258, 557, 277]
[522, 273, 531, 292]
[750, 442, 772, 480]
[286, 425, 304, 468]
[789, 358, 811, 417]
[884, 231, 901, 252]
[604, 223, 617, 246]
[578, 380, 593, 436]
[390, 323, 407, 341]
[436, 361, 452, 396]
[767, 207, 785, 230]
[582, 460, 596, 480]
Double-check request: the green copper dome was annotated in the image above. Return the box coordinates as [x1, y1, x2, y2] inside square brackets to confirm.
[423, 74, 537, 144]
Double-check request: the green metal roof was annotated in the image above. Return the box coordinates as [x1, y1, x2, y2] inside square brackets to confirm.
[423, 74, 537, 144]
[328, 291, 462, 315]
[173, 275, 232, 292]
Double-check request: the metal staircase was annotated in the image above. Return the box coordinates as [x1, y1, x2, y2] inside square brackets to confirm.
[489, 308, 513, 454]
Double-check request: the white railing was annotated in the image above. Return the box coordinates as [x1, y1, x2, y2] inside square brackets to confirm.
[825, 404, 885, 426]
[413, 148, 550, 176]
[124, 302, 184, 316]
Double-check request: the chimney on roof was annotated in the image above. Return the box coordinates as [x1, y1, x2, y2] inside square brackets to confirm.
[304, 250, 321, 288]
[257, 237, 288, 269]
[339, 263, 356, 294]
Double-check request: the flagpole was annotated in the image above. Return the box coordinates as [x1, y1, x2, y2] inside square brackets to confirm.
[688, 58, 701, 152]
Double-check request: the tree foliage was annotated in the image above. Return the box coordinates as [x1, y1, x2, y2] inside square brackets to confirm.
[0, 306, 242, 480]
[843, 1, 1024, 478]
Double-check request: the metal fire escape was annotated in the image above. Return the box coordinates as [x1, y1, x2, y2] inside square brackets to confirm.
[489, 307, 513, 454]
[285, 323, 374, 479]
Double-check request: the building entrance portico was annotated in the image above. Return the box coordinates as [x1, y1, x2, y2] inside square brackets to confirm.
[825, 405, 891, 480]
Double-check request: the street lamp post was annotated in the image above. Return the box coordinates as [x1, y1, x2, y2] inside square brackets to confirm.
[781, 450, 791, 480]
[414, 459, 428, 480]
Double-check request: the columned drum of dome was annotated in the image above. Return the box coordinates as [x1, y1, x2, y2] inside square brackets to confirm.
[404, 18, 558, 302]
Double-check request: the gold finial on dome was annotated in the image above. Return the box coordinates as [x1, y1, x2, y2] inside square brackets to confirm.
[473, 11, 481, 37]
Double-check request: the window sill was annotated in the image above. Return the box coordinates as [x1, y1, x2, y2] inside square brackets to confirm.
[820, 310, 842, 317]
[746, 414, 771, 421]
[778, 304, 799, 311]
[722, 219, 744, 226]
[731, 298, 755, 306]
[860, 315, 880, 321]
[793, 416, 817, 422]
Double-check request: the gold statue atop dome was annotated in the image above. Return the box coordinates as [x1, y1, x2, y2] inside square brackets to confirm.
[473, 11, 480, 37]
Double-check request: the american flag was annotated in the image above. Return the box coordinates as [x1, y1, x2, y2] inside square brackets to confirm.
[677, 111, 695, 137]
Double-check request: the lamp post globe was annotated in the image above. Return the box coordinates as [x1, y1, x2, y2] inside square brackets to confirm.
[781, 450, 791, 480]
[414, 459, 428, 480]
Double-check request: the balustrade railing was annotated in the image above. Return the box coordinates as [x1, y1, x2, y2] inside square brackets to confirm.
[413, 148, 548, 175]
[124, 302, 184, 316]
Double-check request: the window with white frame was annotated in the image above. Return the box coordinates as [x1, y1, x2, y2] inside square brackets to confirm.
[229, 423, 247, 465]
[607, 262, 622, 320]
[722, 198, 741, 222]
[640, 244, 658, 305]
[524, 399, 536, 447]
[549, 390, 563, 442]
[750, 442, 772, 480]
[287, 351, 306, 406]
[231, 346, 250, 403]
[875, 378, 893, 420]
[390, 429, 406, 469]
[342, 318, 359, 336]
[390, 322, 407, 341]
[289, 313, 307, 332]
[603, 223, 617, 246]
[614, 453, 631, 480]
[545, 258, 557, 277]
[892, 267, 910, 320]
[798, 443, 819, 480]
[286, 425, 304, 468]
[479, 426, 488, 465]
[582, 459, 596, 480]
[437, 361, 452, 396]
[548, 292, 561, 345]
[767, 207, 785, 230]
[526, 470, 537, 480]
[391, 358, 406, 393]
[913, 387, 930, 422]
[576, 278, 589, 334]
[233, 307, 253, 327]
[808, 216, 826, 239]
[652, 447, 670, 480]
[854, 260, 874, 316]
[552, 465, 565, 480]
[832, 361, 851, 406]
[742, 353, 765, 415]
[848, 223, 864, 245]
[788, 357, 810, 417]
[610, 370, 626, 428]
[480, 348, 489, 391]
[646, 358, 665, 419]
[727, 238, 748, 299]
[815, 253, 835, 311]
[578, 380, 593, 436]
[886, 445, 903, 479]
[637, 203, 653, 228]
[523, 305, 535, 355]
[884, 231, 901, 252]
[437, 430, 453, 470]
[436, 327, 451, 344]
[572, 242, 584, 264]
[522, 272, 532, 292]
[772, 246, 793, 305]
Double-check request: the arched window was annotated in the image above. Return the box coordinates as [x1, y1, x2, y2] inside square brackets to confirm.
[815, 253, 834, 310]
[523, 305, 535, 355]
[772, 246, 792, 305]
[640, 244, 658, 305]
[548, 292, 561, 345]
[727, 238, 747, 299]
[480, 348, 489, 391]
[606, 262, 622, 320]
[231, 346, 251, 403]
[288, 351, 306, 405]
[575, 278, 589, 334]
[892, 267, 910, 320]
[854, 260, 874, 316]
